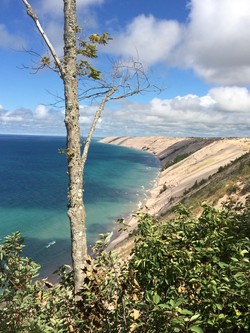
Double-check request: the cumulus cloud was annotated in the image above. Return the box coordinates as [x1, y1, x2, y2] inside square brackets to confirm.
[209, 87, 250, 112]
[105, 15, 182, 66]
[34, 104, 50, 119]
[178, 0, 250, 85]
[105, 0, 250, 85]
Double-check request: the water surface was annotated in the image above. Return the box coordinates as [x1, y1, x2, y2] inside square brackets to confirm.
[0, 135, 159, 277]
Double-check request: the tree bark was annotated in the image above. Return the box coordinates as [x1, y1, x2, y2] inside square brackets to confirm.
[63, 0, 87, 295]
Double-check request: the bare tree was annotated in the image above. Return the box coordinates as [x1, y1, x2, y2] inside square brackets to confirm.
[21, 0, 156, 295]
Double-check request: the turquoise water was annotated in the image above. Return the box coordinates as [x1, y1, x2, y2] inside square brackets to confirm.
[0, 135, 159, 278]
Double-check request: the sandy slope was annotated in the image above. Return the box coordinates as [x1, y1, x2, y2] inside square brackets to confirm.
[101, 137, 250, 251]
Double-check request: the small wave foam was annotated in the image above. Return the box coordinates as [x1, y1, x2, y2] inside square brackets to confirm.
[137, 201, 142, 209]
[45, 241, 56, 248]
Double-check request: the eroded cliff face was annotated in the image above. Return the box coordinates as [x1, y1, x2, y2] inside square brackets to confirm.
[101, 136, 217, 166]
[102, 137, 250, 252]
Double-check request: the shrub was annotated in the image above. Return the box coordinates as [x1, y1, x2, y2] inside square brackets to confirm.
[0, 232, 79, 332]
[128, 203, 250, 332]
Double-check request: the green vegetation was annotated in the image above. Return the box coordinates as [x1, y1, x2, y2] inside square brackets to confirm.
[1, 200, 250, 332]
[180, 152, 250, 211]
[162, 152, 193, 171]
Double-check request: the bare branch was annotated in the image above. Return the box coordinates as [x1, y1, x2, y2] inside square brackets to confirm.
[81, 86, 118, 168]
[78, 58, 161, 104]
[21, 0, 65, 78]
[17, 47, 61, 75]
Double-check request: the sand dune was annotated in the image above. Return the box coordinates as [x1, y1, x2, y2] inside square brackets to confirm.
[101, 137, 250, 250]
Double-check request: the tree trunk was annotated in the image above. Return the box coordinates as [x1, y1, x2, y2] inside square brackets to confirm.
[63, 0, 87, 295]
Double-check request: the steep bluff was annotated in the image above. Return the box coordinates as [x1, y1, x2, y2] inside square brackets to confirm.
[101, 137, 250, 251]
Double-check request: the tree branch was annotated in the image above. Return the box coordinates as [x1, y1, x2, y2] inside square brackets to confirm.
[21, 0, 65, 78]
[81, 86, 118, 168]
[78, 58, 162, 104]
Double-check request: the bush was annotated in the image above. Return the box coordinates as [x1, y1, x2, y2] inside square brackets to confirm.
[128, 202, 250, 332]
[0, 232, 79, 332]
[1, 201, 249, 332]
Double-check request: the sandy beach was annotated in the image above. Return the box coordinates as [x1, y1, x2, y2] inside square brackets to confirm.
[101, 137, 250, 253]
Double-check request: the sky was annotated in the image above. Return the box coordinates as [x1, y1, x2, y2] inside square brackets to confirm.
[1, 0, 250, 137]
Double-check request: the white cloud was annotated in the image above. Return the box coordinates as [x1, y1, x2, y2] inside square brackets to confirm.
[0, 105, 64, 135]
[0, 113, 23, 123]
[105, 15, 182, 66]
[34, 104, 50, 119]
[1, 87, 250, 136]
[95, 86, 250, 137]
[104, 0, 250, 86]
[178, 0, 250, 85]
[80, 116, 92, 124]
[0, 108, 32, 124]
[209, 87, 250, 112]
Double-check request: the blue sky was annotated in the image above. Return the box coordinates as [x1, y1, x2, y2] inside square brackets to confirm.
[1, 0, 250, 137]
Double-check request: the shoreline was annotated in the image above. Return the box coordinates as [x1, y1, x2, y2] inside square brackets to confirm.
[101, 136, 250, 253]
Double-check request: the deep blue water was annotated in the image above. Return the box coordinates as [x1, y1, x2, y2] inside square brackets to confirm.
[0, 135, 159, 278]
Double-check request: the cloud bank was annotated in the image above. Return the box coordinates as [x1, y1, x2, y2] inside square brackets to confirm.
[1, 87, 250, 137]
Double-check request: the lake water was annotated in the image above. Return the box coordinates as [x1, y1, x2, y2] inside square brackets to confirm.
[0, 135, 159, 278]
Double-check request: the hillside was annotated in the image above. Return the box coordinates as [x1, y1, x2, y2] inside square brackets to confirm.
[101, 137, 250, 253]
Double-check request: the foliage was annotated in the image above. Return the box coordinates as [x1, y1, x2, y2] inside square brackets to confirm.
[0, 232, 79, 332]
[76, 32, 112, 80]
[1, 201, 250, 332]
[129, 202, 250, 332]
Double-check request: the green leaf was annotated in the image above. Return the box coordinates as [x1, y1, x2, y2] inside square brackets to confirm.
[218, 261, 228, 268]
[152, 293, 161, 305]
[177, 308, 193, 315]
[231, 257, 239, 262]
[215, 303, 223, 310]
[190, 325, 204, 333]
[240, 249, 248, 256]
[190, 314, 201, 322]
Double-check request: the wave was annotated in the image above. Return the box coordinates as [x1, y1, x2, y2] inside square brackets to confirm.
[45, 241, 56, 248]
